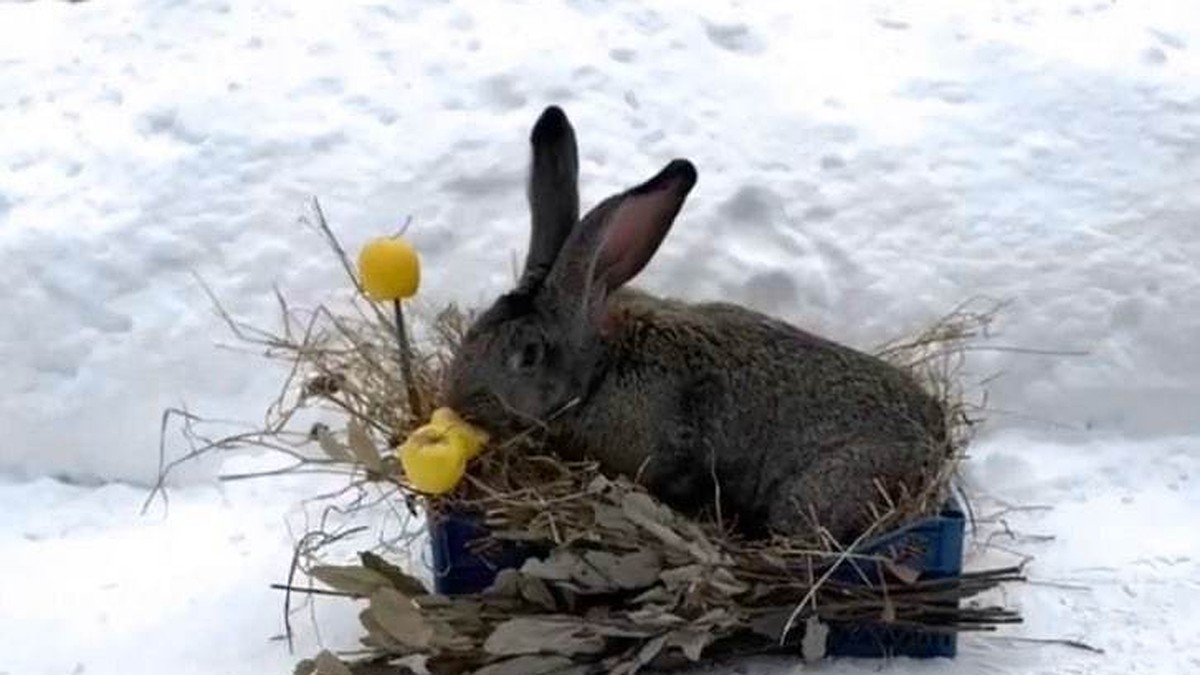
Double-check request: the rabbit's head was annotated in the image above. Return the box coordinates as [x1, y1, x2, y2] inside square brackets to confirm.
[444, 106, 697, 434]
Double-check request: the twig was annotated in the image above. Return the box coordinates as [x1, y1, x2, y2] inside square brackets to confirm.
[142, 406, 201, 515]
[778, 513, 893, 644]
[1024, 579, 1092, 591]
[309, 197, 361, 295]
[393, 299, 423, 422]
[270, 584, 358, 598]
[983, 635, 1105, 654]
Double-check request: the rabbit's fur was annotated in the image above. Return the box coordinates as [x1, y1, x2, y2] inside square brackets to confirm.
[445, 106, 948, 542]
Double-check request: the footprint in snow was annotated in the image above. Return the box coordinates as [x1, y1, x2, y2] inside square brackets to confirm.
[743, 270, 800, 313]
[136, 106, 206, 145]
[1148, 28, 1187, 51]
[609, 48, 636, 64]
[703, 20, 766, 55]
[571, 65, 609, 90]
[478, 74, 527, 112]
[1142, 47, 1168, 66]
[901, 78, 973, 105]
[819, 155, 847, 171]
[441, 167, 522, 199]
[877, 18, 911, 31]
[717, 184, 786, 227]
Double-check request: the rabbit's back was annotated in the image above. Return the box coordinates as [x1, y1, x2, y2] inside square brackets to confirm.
[563, 288, 948, 540]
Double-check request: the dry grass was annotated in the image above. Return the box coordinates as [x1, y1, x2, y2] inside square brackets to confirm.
[151, 200, 1023, 675]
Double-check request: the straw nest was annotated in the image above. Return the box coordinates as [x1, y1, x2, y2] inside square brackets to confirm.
[151, 202, 1024, 675]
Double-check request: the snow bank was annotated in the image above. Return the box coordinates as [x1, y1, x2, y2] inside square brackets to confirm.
[2, 1, 1198, 485]
[0, 469, 366, 675]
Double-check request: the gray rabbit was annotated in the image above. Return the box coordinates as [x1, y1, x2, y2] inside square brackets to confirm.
[444, 106, 948, 543]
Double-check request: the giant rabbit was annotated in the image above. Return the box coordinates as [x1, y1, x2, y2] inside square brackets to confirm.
[444, 106, 948, 542]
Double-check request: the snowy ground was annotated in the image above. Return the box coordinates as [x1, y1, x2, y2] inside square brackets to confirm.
[2, 1, 1199, 674]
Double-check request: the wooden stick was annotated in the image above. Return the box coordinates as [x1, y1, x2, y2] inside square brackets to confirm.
[393, 299, 423, 420]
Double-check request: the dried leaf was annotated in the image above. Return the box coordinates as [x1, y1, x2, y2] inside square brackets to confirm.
[473, 655, 577, 675]
[519, 574, 558, 611]
[293, 659, 316, 675]
[801, 615, 829, 662]
[621, 492, 672, 526]
[666, 627, 713, 662]
[313, 650, 354, 675]
[368, 588, 433, 649]
[591, 503, 638, 536]
[520, 550, 577, 582]
[884, 559, 922, 584]
[708, 567, 750, 596]
[484, 568, 522, 597]
[586, 475, 612, 493]
[393, 654, 431, 675]
[483, 617, 605, 656]
[566, 556, 610, 591]
[676, 521, 724, 565]
[440, 599, 485, 626]
[359, 551, 428, 596]
[621, 493, 688, 551]
[630, 586, 674, 605]
[636, 634, 668, 666]
[659, 565, 702, 590]
[609, 633, 669, 675]
[582, 550, 661, 590]
[588, 623, 660, 639]
[693, 608, 737, 628]
[314, 424, 353, 462]
[625, 607, 686, 628]
[310, 565, 392, 597]
[524, 548, 661, 594]
[360, 608, 409, 653]
[346, 417, 383, 472]
[415, 593, 452, 608]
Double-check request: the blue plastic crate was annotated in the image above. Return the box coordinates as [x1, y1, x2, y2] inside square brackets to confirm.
[825, 498, 966, 659]
[428, 498, 966, 659]
[428, 507, 547, 595]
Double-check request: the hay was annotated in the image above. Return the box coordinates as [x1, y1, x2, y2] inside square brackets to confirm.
[153, 201, 1024, 675]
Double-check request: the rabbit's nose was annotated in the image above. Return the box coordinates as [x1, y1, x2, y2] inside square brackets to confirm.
[443, 387, 474, 416]
[442, 370, 473, 407]
[444, 386, 493, 422]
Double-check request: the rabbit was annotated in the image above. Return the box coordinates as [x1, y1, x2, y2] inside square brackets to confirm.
[443, 106, 949, 543]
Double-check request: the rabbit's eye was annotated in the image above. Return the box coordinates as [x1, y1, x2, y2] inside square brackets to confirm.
[508, 341, 543, 372]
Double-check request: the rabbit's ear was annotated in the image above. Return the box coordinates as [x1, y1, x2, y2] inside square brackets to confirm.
[588, 159, 697, 291]
[545, 159, 697, 324]
[519, 106, 580, 291]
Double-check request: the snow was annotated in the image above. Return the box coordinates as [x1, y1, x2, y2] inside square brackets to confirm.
[1, 1, 1198, 674]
